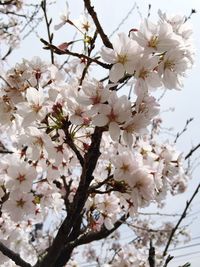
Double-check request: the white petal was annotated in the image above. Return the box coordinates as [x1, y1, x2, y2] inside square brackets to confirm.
[93, 114, 108, 127]
[109, 121, 120, 141]
[26, 87, 38, 103]
[101, 47, 117, 64]
[109, 63, 125, 83]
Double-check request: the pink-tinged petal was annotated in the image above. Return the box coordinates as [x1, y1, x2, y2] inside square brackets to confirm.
[109, 121, 120, 141]
[109, 63, 125, 83]
[93, 114, 108, 127]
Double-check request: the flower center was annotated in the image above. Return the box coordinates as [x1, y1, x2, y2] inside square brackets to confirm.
[164, 60, 175, 71]
[17, 174, 26, 183]
[139, 69, 149, 79]
[117, 54, 127, 65]
[148, 36, 159, 48]
[16, 198, 26, 208]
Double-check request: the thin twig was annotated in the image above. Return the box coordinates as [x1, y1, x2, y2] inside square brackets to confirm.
[40, 38, 110, 69]
[162, 183, 200, 257]
[109, 2, 137, 38]
[41, 0, 54, 64]
[1, 47, 12, 60]
[62, 121, 84, 167]
[185, 143, 200, 160]
[174, 118, 193, 143]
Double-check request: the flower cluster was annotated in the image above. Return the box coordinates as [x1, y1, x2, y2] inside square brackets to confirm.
[101, 11, 194, 94]
[0, 6, 195, 267]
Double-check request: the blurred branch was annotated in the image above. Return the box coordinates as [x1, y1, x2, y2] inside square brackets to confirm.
[109, 2, 137, 38]
[0, 0, 17, 5]
[163, 255, 174, 267]
[0, 241, 31, 267]
[148, 240, 155, 267]
[1, 47, 12, 60]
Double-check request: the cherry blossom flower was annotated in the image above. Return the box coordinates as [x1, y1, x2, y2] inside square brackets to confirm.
[93, 92, 131, 140]
[6, 160, 36, 192]
[77, 79, 111, 115]
[158, 49, 191, 89]
[2, 189, 35, 222]
[134, 55, 162, 95]
[101, 33, 141, 82]
[16, 86, 48, 126]
[130, 18, 181, 53]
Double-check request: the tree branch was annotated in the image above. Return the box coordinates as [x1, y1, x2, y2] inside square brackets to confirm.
[62, 121, 84, 167]
[163, 255, 174, 267]
[162, 183, 200, 257]
[174, 118, 193, 143]
[0, 241, 32, 267]
[83, 0, 113, 49]
[74, 214, 128, 246]
[37, 127, 103, 267]
[148, 240, 155, 267]
[40, 38, 110, 69]
[41, 0, 54, 64]
[185, 143, 200, 160]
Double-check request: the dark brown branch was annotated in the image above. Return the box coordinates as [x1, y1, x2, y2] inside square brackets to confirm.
[40, 38, 110, 69]
[53, 214, 128, 267]
[0, 10, 27, 18]
[74, 214, 128, 246]
[185, 143, 200, 160]
[0, 150, 13, 154]
[148, 240, 155, 267]
[162, 183, 200, 257]
[163, 255, 174, 267]
[83, 0, 113, 49]
[37, 127, 103, 267]
[88, 175, 113, 191]
[0, 241, 32, 267]
[0, 0, 16, 5]
[1, 47, 12, 60]
[63, 121, 84, 167]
